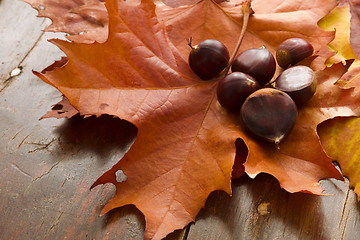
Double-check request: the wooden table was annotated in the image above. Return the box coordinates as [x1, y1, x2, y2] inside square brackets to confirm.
[1, 0, 359, 239]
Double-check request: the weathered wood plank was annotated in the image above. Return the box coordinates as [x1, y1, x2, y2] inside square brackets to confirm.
[0, 0, 50, 90]
[186, 174, 360, 240]
[0, 3, 185, 238]
[338, 183, 360, 240]
[0, 2, 146, 239]
[0, 1, 359, 240]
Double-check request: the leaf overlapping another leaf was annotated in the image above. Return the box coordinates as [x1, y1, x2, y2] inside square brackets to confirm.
[319, 4, 357, 66]
[318, 2, 360, 90]
[316, 1, 360, 202]
[158, 0, 338, 71]
[243, 63, 360, 193]
[33, 1, 242, 239]
[319, 117, 360, 201]
[24, 0, 108, 43]
[349, 0, 360, 58]
[27, 0, 360, 239]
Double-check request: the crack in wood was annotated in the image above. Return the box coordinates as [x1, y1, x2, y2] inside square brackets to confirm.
[17, 134, 30, 149]
[61, 178, 67, 188]
[10, 162, 33, 179]
[340, 188, 351, 239]
[26, 138, 57, 153]
[341, 213, 350, 240]
[32, 161, 60, 184]
[11, 128, 24, 141]
[24, 161, 60, 195]
[182, 223, 192, 240]
[48, 212, 64, 233]
[339, 188, 350, 228]
[33, 205, 74, 216]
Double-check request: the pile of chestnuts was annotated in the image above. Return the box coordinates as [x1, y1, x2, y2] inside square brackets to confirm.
[188, 37, 315, 146]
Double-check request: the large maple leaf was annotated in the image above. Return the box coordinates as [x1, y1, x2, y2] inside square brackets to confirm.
[34, 2, 241, 239]
[30, 0, 360, 239]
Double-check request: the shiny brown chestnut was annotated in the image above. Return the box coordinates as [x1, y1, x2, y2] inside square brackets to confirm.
[273, 66, 317, 105]
[231, 46, 276, 86]
[241, 88, 297, 146]
[217, 72, 260, 112]
[188, 39, 230, 80]
[276, 38, 314, 68]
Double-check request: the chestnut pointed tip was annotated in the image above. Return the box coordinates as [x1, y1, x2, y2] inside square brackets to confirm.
[241, 88, 297, 144]
[273, 136, 284, 149]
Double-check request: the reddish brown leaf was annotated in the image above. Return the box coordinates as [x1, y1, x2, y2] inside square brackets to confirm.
[336, 59, 360, 89]
[40, 96, 79, 119]
[31, 0, 360, 239]
[90, 82, 244, 240]
[157, 0, 337, 71]
[244, 63, 360, 193]
[24, 0, 108, 43]
[349, 0, 360, 58]
[24, 0, 337, 69]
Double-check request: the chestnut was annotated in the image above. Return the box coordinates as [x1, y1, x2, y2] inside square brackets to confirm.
[231, 46, 276, 86]
[273, 66, 317, 105]
[241, 88, 297, 146]
[276, 38, 314, 68]
[188, 39, 230, 80]
[217, 72, 260, 112]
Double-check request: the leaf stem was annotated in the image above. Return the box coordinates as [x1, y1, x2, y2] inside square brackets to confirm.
[187, 37, 194, 49]
[223, 0, 254, 75]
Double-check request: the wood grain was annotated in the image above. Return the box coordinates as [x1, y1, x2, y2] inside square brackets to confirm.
[187, 174, 360, 240]
[0, 1, 359, 240]
[0, 0, 49, 90]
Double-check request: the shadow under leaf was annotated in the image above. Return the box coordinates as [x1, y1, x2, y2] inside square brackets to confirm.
[54, 114, 137, 161]
[189, 174, 332, 240]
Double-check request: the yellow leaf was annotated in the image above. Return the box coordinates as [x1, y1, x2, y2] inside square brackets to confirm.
[318, 117, 360, 200]
[318, 4, 358, 66]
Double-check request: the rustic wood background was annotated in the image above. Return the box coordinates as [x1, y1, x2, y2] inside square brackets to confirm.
[1, 0, 360, 239]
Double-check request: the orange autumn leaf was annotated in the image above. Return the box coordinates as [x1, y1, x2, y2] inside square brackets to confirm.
[29, 0, 360, 239]
[157, 0, 337, 71]
[243, 63, 360, 191]
[40, 95, 78, 119]
[36, 57, 79, 119]
[337, 59, 360, 90]
[26, 0, 337, 69]
[23, 0, 108, 43]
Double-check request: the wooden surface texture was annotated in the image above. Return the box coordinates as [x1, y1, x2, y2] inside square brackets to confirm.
[1, 0, 360, 239]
